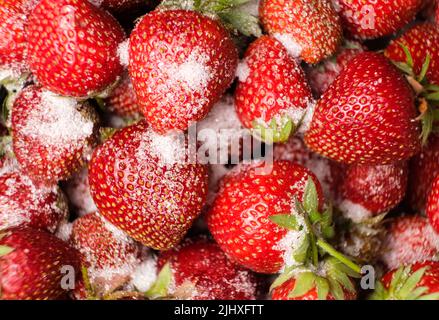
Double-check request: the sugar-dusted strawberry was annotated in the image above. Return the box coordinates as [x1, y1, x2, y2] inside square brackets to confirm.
[305, 52, 420, 165]
[62, 167, 97, 217]
[12, 85, 98, 185]
[0, 227, 80, 300]
[381, 215, 439, 270]
[148, 238, 259, 300]
[207, 160, 329, 274]
[338, 162, 408, 223]
[71, 212, 142, 296]
[0, 162, 68, 232]
[334, 0, 423, 39]
[259, 0, 342, 64]
[103, 72, 140, 118]
[129, 9, 238, 134]
[271, 258, 358, 300]
[385, 23, 439, 86]
[426, 175, 439, 234]
[306, 40, 365, 97]
[89, 120, 208, 250]
[370, 261, 439, 300]
[26, 0, 126, 98]
[235, 36, 313, 143]
[409, 134, 439, 213]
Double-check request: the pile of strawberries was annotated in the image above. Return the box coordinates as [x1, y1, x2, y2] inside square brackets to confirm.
[1, 0, 439, 300]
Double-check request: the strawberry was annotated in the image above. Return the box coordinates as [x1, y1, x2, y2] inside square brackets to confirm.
[334, 0, 423, 39]
[0, 227, 80, 300]
[259, 0, 342, 64]
[305, 52, 420, 165]
[103, 72, 140, 118]
[271, 258, 358, 300]
[234, 36, 313, 143]
[380, 215, 439, 270]
[12, 85, 98, 185]
[0, 163, 68, 232]
[370, 261, 439, 300]
[426, 175, 439, 234]
[409, 134, 439, 213]
[385, 23, 439, 86]
[149, 238, 259, 300]
[27, 0, 126, 98]
[129, 9, 238, 134]
[306, 40, 365, 97]
[207, 160, 329, 274]
[62, 167, 97, 217]
[71, 212, 142, 296]
[338, 162, 408, 223]
[88, 120, 209, 250]
[89, 0, 149, 14]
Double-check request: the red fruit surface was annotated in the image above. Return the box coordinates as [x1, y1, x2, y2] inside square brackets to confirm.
[259, 0, 342, 63]
[305, 52, 420, 165]
[89, 120, 209, 250]
[385, 23, 439, 86]
[207, 160, 323, 274]
[381, 215, 439, 270]
[27, 0, 126, 98]
[104, 73, 140, 118]
[157, 238, 258, 300]
[12, 85, 98, 185]
[235, 36, 313, 132]
[0, 227, 80, 300]
[426, 175, 439, 234]
[89, 0, 147, 14]
[335, 0, 423, 39]
[129, 9, 238, 133]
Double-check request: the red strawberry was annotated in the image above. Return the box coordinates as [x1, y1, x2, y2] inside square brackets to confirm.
[385, 23, 439, 86]
[409, 134, 439, 213]
[271, 258, 358, 300]
[234, 36, 313, 143]
[207, 160, 325, 274]
[305, 52, 420, 165]
[426, 175, 439, 234]
[0, 163, 68, 232]
[129, 9, 238, 134]
[103, 72, 140, 118]
[338, 162, 408, 222]
[151, 238, 259, 300]
[334, 0, 423, 39]
[27, 0, 126, 98]
[12, 85, 98, 185]
[88, 120, 209, 250]
[381, 215, 439, 270]
[370, 261, 439, 300]
[0, 0, 37, 74]
[71, 212, 142, 295]
[259, 0, 342, 64]
[0, 227, 80, 300]
[306, 40, 365, 97]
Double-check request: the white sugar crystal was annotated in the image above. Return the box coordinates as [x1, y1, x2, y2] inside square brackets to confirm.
[236, 60, 250, 82]
[339, 199, 372, 223]
[274, 33, 303, 58]
[117, 39, 130, 67]
[55, 221, 73, 242]
[298, 101, 316, 134]
[130, 256, 158, 292]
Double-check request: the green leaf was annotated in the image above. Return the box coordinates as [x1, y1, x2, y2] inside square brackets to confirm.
[293, 233, 310, 264]
[269, 214, 298, 231]
[303, 178, 319, 215]
[398, 42, 414, 69]
[418, 54, 431, 83]
[426, 91, 439, 101]
[368, 281, 386, 300]
[406, 286, 429, 300]
[418, 292, 439, 300]
[145, 263, 172, 299]
[288, 272, 316, 298]
[328, 278, 344, 300]
[269, 266, 296, 292]
[315, 276, 330, 300]
[392, 61, 413, 76]
[0, 245, 13, 256]
[398, 267, 428, 299]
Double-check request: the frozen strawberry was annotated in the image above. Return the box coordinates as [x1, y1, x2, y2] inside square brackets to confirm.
[89, 0, 149, 14]
[370, 261, 439, 300]
[12, 85, 98, 185]
[62, 167, 97, 217]
[305, 52, 420, 165]
[129, 9, 238, 133]
[259, 0, 342, 64]
[0, 227, 80, 300]
[235, 36, 313, 143]
[381, 215, 439, 270]
[334, 0, 423, 39]
[426, 175, 439, 234]
[88, 120, 208, 250]
[338, 162, 408, 222]
[103, 72, 140, 118]
[27, 0, 126, 98]
[0, 163, 68, 232]
[151, 238, 259, 300]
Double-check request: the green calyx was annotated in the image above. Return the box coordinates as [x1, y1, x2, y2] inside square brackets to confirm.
[159, 0, 262, 37]
[252, 116, 296, 144]
[0, 245, 13, 257]
[370, 265, 439, 300]
[391, 42, 439, 145]
[145, 263, 172, 299]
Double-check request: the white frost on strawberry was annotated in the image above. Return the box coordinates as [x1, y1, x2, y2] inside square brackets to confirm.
[130, 255, 158, 292]
[338, 199, 372, 223]
[273, 33, 303, 59]
[117, 39, 130, 67]
[236, 60, 251, 82]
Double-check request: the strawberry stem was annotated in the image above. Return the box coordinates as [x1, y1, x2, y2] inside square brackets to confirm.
[316, 238, 361, 274]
